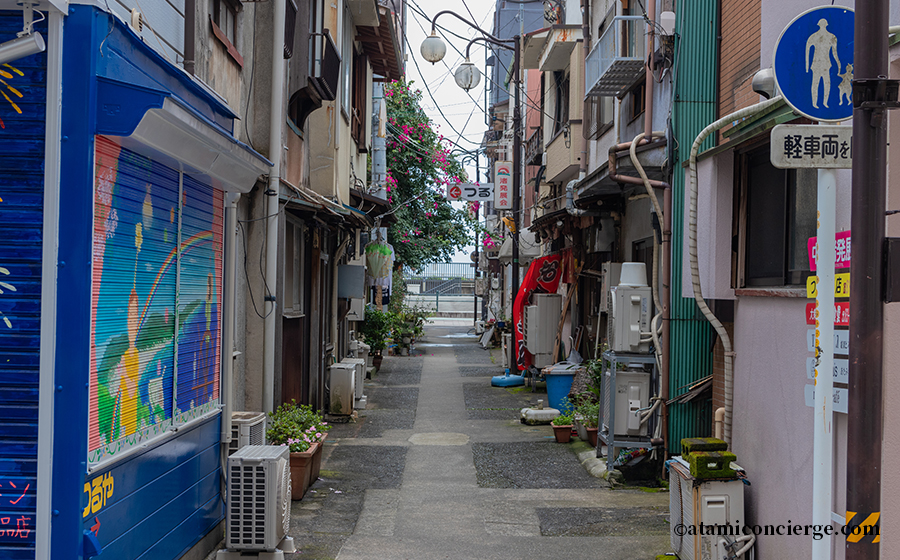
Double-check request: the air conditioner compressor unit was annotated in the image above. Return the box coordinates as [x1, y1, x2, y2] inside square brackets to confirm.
[601, 369, 651, 437]
[668, 457, 751, 560]
[608, 285, 652, 353]
[328, 362, 356, 415]
[228, 411, 267, 455]
[219, 446, 294, 558]
[524, 293, 562, 367]
[341, 358, 367, 409]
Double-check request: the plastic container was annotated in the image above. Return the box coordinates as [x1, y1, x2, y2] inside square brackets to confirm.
[545, 370, 576, 412]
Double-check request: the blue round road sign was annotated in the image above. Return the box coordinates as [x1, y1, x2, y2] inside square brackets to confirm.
[773, 6, 854, 122]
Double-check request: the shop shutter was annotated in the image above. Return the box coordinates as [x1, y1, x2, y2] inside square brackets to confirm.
[89, 138, 223, 463]
[0, 10, 47, 556]
[90, 138, 179, 461]
[174, 175, 222, 423]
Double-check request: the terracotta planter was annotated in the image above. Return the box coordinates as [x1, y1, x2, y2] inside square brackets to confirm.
[552, 424, 573, 443]
[585, 427, 599, 448]
[310, 439, 323, 483]
[289, 442, 320, 500]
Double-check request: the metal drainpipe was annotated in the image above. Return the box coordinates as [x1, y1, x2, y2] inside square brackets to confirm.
[263, 0, 287, 414]
[184, 0, 195, 75]
[580, 0, 590, 177]
[644, 0, 655, 139]
[608, 141, 668, 188]
[222, 193, 239, 444]
[660, 184, 671, 455]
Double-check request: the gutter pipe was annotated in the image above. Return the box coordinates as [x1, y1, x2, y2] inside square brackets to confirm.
[688, 95, 784, 445]
[644, 0, 655, 140]
[184, 0, 195, 74]
[263, 0, 287, 414]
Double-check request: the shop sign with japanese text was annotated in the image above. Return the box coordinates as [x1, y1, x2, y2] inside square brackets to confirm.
[494, 162, 512, 210]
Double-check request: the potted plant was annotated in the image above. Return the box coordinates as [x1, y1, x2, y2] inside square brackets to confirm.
[267, 400, 330, 499]
[551, 410, 575, 443]
[358, 306, 394, 370]
[574, 397, 600, 447]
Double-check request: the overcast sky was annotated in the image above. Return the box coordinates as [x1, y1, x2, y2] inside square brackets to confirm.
[401, 0, 497, 262]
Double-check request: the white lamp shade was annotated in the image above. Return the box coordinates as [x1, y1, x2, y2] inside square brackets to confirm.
[420, 33, 447, 64]
[454, 61, 481, 91]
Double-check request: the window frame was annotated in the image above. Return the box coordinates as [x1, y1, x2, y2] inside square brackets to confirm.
[284, 216, 306, 317]
[732, 141, 817, 289]
[210, 0, 243, 67]
[350, 48, 368, 150]
[340, 6, 353, 121]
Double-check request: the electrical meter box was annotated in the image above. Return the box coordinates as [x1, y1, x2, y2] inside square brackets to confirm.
[608, 286, 652, 353]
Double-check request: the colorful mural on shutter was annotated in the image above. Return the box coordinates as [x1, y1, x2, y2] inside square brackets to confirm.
[89, 137, 222, 465]
[0, 10, 46, 559]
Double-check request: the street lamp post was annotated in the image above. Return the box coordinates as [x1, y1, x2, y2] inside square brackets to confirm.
[420, 14, 522, 372]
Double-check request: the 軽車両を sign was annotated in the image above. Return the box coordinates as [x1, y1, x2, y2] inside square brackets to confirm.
[770, 124, 851, 168]
[773, 6, 854, 122]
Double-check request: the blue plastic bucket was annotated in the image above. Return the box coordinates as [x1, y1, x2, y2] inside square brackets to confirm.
[545, 371, 576, 412]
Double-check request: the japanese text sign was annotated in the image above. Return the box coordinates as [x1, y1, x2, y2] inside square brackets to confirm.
[808, 230, 851, 271]
[445, 182, 494, 201]
[494, 162, 512, 210]
[771, 124, 852, 168]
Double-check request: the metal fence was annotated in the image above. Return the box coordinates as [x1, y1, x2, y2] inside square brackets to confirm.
[404, 263, 475, 296]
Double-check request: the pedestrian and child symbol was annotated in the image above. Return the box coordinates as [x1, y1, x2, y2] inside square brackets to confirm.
[774, 6, 854, 122]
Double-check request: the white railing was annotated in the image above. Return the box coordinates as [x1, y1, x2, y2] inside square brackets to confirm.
[585, 16, 646, 97]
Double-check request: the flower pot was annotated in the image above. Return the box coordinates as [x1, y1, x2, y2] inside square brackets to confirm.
[372, 354, 384, 371]
[289, 442, 320, 500]
[574, 417, 588, 442]
[552, 424, 573, 443]
[585, 427, 599, 448]
[310, 439, 323, 483]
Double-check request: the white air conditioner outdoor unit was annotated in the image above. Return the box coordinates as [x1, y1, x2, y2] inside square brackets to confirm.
[229, 411, 267, 455]
[601, 369, 651, 437]
[600, 262, 622, 312]
[669, 458, 751, 560]
[346, 297, 365, 321]
[219, 446, 295, 558]
[329, 363, 356, 415]
[608, 285, 652, 353]
[342, 358, 367, 409]
[524, 293, 562, 368]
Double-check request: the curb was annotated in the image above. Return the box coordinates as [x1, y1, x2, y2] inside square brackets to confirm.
[571, 441, 624, 484]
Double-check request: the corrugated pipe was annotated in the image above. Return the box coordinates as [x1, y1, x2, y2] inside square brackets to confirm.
[688, 95, 784, 445]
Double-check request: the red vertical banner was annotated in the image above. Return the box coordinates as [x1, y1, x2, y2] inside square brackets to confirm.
[513, 254, 563, 370]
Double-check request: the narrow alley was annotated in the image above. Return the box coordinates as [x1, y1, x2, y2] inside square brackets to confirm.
[288, 324, 669, 560]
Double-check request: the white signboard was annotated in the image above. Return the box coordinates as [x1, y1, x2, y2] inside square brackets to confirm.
[446, 182, 494, 201]
[806, 356, 849, 384]
[805, 384, 848, 414]
[494, 161, 512, 210]
[807, 328, 849, 356]
[771, 124, 852, 169]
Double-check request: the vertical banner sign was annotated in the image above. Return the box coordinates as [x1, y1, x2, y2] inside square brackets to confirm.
[494, 162, 512, 210]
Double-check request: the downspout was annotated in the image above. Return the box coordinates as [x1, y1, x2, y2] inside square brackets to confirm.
[264, 0, 287, 414]
[688, 95, 784, 445]
[221, 193, 238, 450]
[580, 0, 590, 177]
[184, 0, 195, 75]
[644, 0, 655, 140]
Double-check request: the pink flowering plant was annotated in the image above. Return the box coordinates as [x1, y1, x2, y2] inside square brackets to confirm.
[266, 400, 330, 453]
[384, 79, 475, 270]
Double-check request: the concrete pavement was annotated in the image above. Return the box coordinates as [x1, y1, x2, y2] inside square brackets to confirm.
[287, 325, 670, 559]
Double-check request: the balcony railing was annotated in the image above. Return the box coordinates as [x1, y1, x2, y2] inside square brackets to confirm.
[585, 16, 646, 97]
